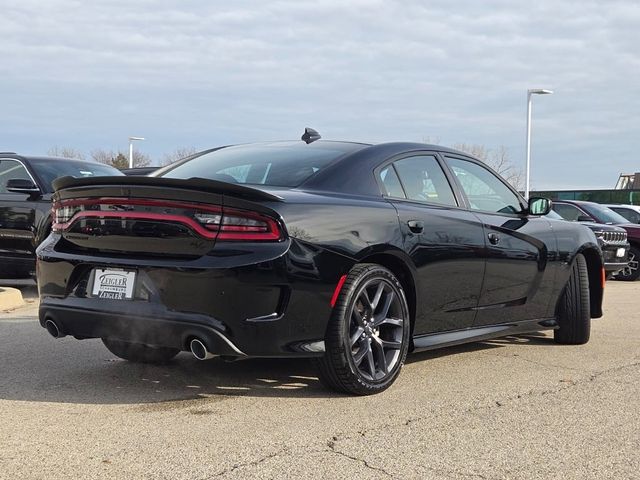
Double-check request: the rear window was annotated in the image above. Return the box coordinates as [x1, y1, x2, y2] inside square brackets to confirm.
[160, 143, 351, 187]
[29, 158, 122, 193]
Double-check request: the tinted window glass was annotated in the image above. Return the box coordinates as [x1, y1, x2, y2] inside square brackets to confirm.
[379, 165, 405, 198]
[580, 203, 630, 225]
[611, 207, 640, 224]
[29, 158, 122, 193]
[552, 203, 585, 221]
[446, 157, 522, 214]
[393, 156, 456, 206]
[0, 159, 33, 194]
[162, 143, 354, 187]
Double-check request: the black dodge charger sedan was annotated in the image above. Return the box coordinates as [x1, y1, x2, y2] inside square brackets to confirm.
[36, 135, 604, 394]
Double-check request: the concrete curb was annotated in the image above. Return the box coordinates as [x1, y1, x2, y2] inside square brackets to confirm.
[0, 287, 24, 311]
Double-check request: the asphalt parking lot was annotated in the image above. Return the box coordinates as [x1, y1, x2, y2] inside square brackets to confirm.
[0, 281, 638, 480]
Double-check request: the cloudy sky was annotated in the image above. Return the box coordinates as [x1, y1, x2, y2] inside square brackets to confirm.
[1, 0, 639, 189]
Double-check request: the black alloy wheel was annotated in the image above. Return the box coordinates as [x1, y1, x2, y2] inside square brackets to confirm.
[615, 245, 640, 281]
[315, 264, 411, 395]
[102, 338, 180, 363]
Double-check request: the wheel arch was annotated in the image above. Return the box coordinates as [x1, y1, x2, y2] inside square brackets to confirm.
[358, 251, 418, 334]
[578, 246, 604, 318]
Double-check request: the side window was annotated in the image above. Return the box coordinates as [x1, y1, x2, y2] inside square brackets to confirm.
[627, 211, 640, 224]
[392, 155, 457, 206]
[215, 164, 251, 183]
[0, 159, 33, 194]
[613, 208, 640, 224]
[553, 204, 586, 221]
[446, 157, 522, 214]
[379, 165, 406, 198]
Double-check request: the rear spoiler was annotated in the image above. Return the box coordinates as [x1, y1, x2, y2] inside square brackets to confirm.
[52, 176, 283, 202]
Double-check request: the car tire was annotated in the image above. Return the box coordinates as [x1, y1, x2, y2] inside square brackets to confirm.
[102, 338, 180, 363]
[314, 263, 411, 395]
[554, 253, 590, 345]
[614, 245, 640, 281]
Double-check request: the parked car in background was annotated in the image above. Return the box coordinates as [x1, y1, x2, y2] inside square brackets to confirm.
[546, 210, 628, 275]
[552, 199, 640, 281]
[604, 204, 640, 224]
[0, 153, 122, 278]
[37, 136, 604, 395]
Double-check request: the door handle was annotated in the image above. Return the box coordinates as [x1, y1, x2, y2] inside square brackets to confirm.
[487, 232, 500, 245]
[407, 220, 424, 234]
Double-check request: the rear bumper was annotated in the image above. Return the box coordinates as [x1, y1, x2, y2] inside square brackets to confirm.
[603, 261, 629, 273]
[39, 298, 245, 356]
[36, 235, 354, 357]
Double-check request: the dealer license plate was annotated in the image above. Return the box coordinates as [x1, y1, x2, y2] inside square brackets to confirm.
[92, 268, 136, 300]
[616, 248, 626, 258]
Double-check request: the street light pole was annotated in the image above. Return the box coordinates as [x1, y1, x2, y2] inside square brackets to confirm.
[525, 89, 553, 199]
[128, 136, 145, 168]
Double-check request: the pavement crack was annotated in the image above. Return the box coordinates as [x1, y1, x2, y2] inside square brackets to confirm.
[328, 434, 491, 480]
[478, 351, 585, 372]
[204, 448, 288, 479]
[468, 360, 640, 413]
[326, 438, 393, 478]
[587, 360, 640, 381]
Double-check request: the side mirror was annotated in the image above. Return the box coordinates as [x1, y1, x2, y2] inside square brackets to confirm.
[528, 197, 551, 216]
[576, 215, 593, 222]
[6, 178, 41, 195]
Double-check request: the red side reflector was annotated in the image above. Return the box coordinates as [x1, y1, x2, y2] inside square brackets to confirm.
[601, 266, 606, 289]
[330, 274, 348, 308]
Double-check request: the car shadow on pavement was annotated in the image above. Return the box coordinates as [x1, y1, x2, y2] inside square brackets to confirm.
[0, 318, 554, 405]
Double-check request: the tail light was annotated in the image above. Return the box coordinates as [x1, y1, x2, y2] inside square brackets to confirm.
[52, 199, 283, 242]
[194, 208, 281, 241]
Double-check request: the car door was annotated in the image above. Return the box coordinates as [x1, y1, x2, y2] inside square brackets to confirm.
[0, 158, 44, 267]
[378, 153, 486, 335]
[443, 155, 555, 325]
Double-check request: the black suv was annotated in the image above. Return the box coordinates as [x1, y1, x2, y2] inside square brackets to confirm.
[0, 153, 121, 278]
[551, 200, 636, 280]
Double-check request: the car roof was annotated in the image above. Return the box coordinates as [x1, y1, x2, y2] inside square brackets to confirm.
[298, 141, 477, 195]
[0, 153, 100, 165]
[554, 199, 596, 206]
[199, 140, 469, 156]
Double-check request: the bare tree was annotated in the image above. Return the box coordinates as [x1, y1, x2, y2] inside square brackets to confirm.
[91, 149, 151, 169]
[161, 147, 197, 166]
[91, 149, 118, 166]
[452, 143, 524, 190]
[131, 150, 152, 168]
[47, 146, 85, 160]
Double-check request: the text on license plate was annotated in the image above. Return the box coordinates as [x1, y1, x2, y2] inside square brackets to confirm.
[92, 269, 136, 300]
[617, 248, 627, 258]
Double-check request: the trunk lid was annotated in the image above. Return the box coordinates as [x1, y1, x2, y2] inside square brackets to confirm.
[52, 176, 284, 257]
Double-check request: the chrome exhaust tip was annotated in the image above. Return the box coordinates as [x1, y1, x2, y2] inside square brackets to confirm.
[190, 338, 216, 361]
[45, 319, 65, 338]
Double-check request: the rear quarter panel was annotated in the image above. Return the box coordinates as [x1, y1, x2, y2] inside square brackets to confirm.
[266, 190, 403, 260]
